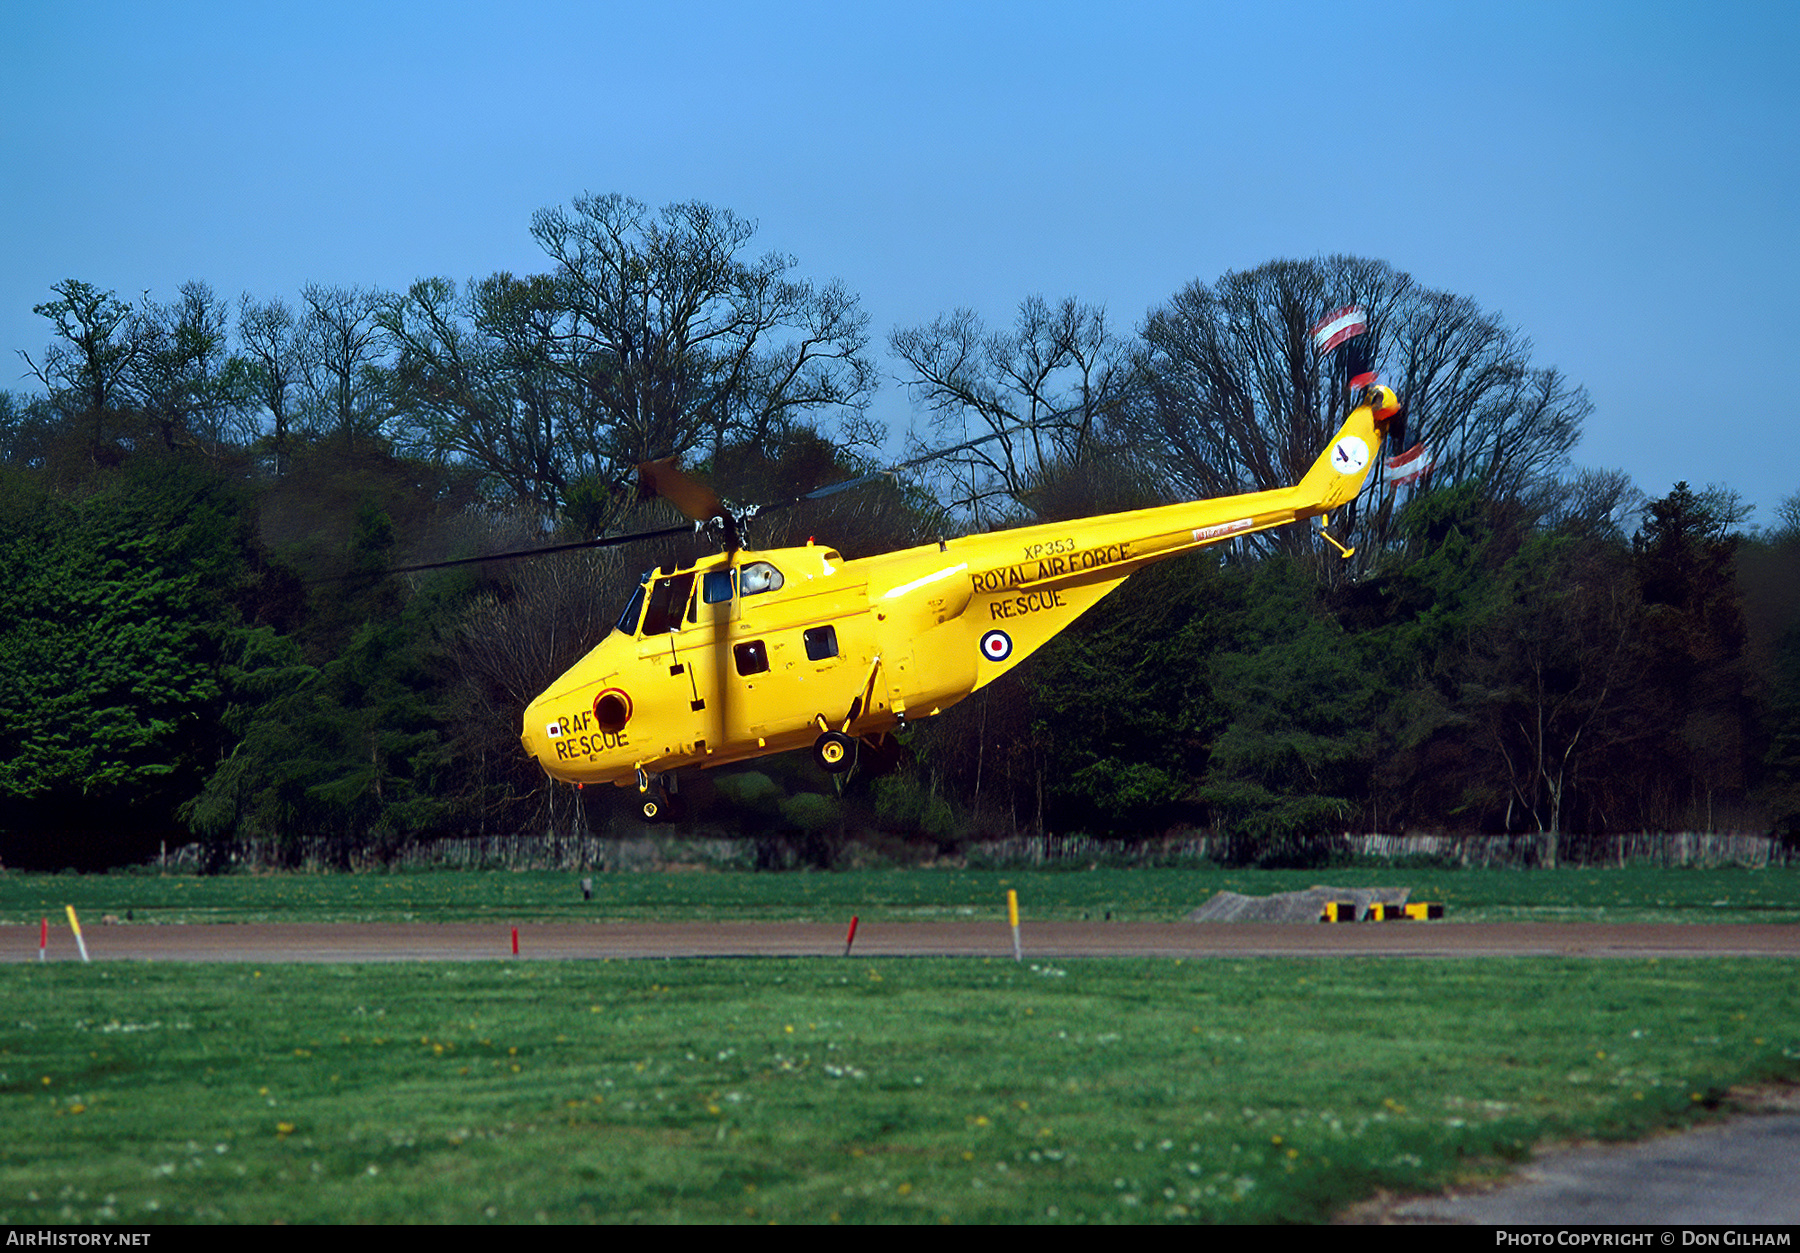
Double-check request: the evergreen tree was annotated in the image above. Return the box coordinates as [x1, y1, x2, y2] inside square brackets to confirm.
[1026, 553, 1228, 834]
[1632, 483, 1754, 827]
[0, 456, 275, 865]
[1195, 556, 1379, 857]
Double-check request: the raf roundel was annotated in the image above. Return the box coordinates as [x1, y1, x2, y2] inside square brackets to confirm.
[980, 629, 1013, 662]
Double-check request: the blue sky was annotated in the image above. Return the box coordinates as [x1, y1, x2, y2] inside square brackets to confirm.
[3, 0, 1794, 522]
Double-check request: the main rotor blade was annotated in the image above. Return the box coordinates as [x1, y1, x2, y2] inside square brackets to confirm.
[749, 420, 1048, 520]
[343, 420, 1056, 579]
[308, 522, 699, 584]
[637, 457, 726, 524]
[892, 419, 1047, 474]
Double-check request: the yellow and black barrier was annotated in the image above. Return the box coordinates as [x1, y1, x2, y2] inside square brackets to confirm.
[1369, 902, 1445, 921]
[1318, 901, 1445, 923]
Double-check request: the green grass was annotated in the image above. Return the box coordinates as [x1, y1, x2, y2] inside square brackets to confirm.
[5, 865, 1793, 1222]
[4, 864, 1800, 926]
[3, 957, 1796, 1223]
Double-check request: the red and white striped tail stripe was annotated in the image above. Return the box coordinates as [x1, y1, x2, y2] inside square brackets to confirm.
[1309, 304, 1367, 352]
[1384, 442, 1433, 488]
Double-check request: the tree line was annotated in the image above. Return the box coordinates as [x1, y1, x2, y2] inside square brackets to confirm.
[2, 194, 1796, 869]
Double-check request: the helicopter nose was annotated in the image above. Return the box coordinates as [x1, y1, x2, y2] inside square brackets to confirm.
[521, 696, 568, 773]
[521, 685, 640, 783]
[520, 712, 549, 765]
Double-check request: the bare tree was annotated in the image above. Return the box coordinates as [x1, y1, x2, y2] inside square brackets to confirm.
[239, 294, 307, 472]
[1532, 467, 1644, 541]
[890, 295, 1138, 525]
[381, 272, 601, 519]
[380, 194, 875, 519]
[24, 279, 260, 460]
[1125, 257, 1589, 573]
[1773, 491, 1800, 542]
[299, 284, 388, 453]
[535, 194, 874, 466]
[130, 281, 256, 454]
[20, 279, 140, 453]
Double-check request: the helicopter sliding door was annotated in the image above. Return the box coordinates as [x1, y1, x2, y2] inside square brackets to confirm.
[631, 570, 715, 767]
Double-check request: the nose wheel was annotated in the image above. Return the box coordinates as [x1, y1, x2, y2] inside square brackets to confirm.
[812, 731, 856, 774]
[636, 771, 682, 823]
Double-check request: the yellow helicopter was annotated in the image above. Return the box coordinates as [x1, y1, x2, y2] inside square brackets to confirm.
[518, 381, 1404, 822]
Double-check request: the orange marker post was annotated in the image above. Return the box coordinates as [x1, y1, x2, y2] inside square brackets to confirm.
[39, 917, 47, 962]
[843, 915, 859, 957]
[1007, 889, 1021, 962]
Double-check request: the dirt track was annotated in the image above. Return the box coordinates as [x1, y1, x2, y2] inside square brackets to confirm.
[11, 920, 1800, 963]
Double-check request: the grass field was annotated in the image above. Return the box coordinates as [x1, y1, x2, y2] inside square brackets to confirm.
[4, 863, 1800, 926]
[4, 865, 1798, 1224]
[4, 956, 1797, 1224]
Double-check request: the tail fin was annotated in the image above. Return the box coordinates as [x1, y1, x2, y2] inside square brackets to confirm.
[1294, 385, 1400, 517]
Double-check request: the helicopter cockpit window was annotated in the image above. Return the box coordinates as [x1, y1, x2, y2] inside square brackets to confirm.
[639, 572, 695, 636]
[613, 583, 647, 636]
[702, 570, 734, 604]
[739, 561, 784, 597]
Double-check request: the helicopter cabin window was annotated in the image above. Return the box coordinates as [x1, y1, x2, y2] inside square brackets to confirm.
[639, 572, 695, 635]
[734, 640, 769, 676]
[803, 625, 838, 661]
[739, 561, 784, 597]
[702, 569, 735, 604]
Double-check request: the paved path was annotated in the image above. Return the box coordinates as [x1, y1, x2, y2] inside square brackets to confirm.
[1345, 1089, 1800, 1226]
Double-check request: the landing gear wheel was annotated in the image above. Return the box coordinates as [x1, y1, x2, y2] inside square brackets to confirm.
[639, 774, 680, 824]
[640, 790, 687, 823]
[813, 731, 856, 774]
[637, 766, 684, 828]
